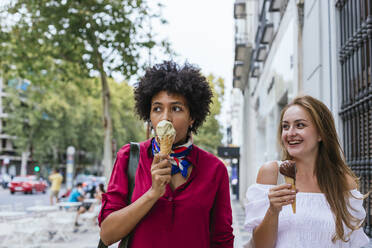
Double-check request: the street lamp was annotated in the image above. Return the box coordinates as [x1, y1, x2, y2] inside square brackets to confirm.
[66, 146, 75, 189]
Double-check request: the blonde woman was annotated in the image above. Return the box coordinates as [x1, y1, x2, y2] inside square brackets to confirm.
[244, 95, 369, 248]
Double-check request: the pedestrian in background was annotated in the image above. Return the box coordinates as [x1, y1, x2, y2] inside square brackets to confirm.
[99, 61, 234, 247]
[94, 183, 105, 203]
[244, 95, 369, 248]
[88, 183, 105, 213]
[88, 183, 106, 223]
[69, 182, 87, 227]
[49, 168, 63, 205]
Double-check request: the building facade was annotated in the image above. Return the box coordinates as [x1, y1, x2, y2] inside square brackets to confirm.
[233, 0, 371, 235]
[0, 77, 22, 177]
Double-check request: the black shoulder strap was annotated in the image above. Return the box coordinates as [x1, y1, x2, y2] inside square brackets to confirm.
[127, 142, 140, 204]
[98, 142, 140, 248]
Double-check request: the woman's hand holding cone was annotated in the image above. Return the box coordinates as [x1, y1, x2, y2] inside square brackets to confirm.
[149, 153, 172, 199]
[268, 184, 297, 215]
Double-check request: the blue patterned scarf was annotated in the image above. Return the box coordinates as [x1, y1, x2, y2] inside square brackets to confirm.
[151, 137, 193, 178]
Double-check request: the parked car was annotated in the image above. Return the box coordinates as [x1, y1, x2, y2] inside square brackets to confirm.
[29, 176, 48, 193]
[9, 175, 47, 194]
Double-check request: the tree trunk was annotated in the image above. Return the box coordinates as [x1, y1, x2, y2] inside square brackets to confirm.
[52, 145, 58, 168]
[97, 56, 113, 181]
[20, 149, 30, 176]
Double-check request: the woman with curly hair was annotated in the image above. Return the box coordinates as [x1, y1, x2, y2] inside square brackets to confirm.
[99, 61, 234, 247]
[244, 95, 369, 248]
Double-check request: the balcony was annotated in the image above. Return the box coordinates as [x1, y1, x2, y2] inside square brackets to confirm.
[235, 32, 248, 46]
[255, 45, 267, 62]
[260, 23, 274, 44]
[250, 65, 260, 78]
[269, 0, 283, 12]
[233, 36, 252, 92]
[234, 0, 246, 19]
[233, 61, 246, 91]
[255, 21, 274, 46]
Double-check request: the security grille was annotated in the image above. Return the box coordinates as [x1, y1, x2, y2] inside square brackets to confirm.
[336, 0, 372, 236]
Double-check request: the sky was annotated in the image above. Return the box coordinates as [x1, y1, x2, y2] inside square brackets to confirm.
[154, 0, 235, 138]
[156, 0, 234, 83]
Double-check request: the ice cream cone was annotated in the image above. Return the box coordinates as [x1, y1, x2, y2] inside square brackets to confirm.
[159, 135, 175, 155]
[284, 176, 296, 214]
[156, 120, 176, 156]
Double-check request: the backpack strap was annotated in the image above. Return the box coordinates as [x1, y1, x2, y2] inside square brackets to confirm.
[127, 142, 140, 204]
[98, 142, 141, 248]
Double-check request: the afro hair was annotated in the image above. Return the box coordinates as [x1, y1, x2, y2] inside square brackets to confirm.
[134, 61, 213, 134]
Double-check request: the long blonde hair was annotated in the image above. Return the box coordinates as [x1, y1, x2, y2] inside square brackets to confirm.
[278, 95, 363, 242]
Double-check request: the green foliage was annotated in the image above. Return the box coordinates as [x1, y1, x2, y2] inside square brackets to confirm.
[3, 77, 145, 168]
[110, 79, 146, 147]
[193, 74, 225, 154]
[1, 0, 171, 79]
[0, 0, 169, 173]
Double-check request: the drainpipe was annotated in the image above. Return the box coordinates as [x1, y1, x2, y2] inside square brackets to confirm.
[297, 0, 304, 93]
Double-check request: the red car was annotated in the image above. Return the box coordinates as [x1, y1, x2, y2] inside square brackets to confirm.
[9, 175, 47, 194]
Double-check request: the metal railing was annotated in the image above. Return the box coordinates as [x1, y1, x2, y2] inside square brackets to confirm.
[336, 0, 372, 236]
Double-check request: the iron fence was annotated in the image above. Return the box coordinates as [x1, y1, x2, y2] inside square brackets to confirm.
[336, 0, 372, 236]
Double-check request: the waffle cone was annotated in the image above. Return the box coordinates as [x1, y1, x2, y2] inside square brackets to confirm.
[159, 135, 175, 155]
[284, 176, 296, 214]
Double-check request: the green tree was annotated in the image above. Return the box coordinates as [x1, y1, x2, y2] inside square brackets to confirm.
[110, 79, 146, 147]
[4, 76, 145, 176]
[194, 74, 225, 154]
[0, 0, 171, 179]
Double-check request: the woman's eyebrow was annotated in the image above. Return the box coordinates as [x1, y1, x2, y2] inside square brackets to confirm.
[294, 119, 308, 123]
[170, 101, 185, 105]
[282, 119, 308, 123]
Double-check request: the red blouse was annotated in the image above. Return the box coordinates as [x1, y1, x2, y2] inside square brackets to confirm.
[99, 139, 234, 248]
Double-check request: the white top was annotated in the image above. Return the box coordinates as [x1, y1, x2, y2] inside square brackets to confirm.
[244, 184, 369, 248]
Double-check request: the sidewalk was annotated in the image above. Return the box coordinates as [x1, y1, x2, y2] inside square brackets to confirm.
[34, 226, 101, 248]
[231, 197, 250, 247]
[35, 225, 120, 248]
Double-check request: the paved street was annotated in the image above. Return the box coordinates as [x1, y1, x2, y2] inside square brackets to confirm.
[0, 186, 50, 208]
